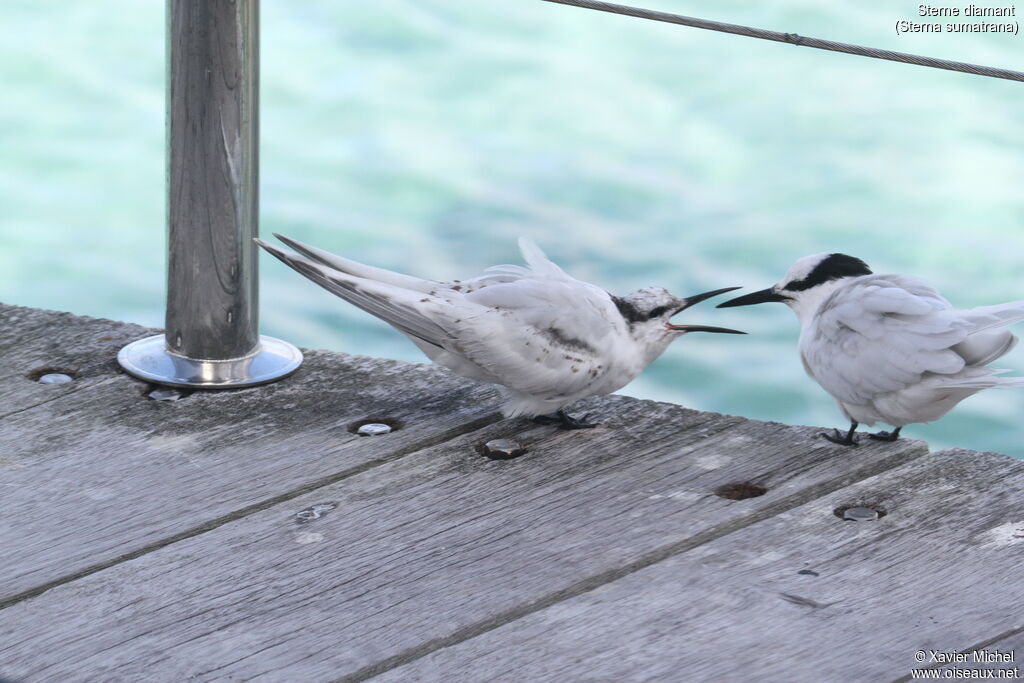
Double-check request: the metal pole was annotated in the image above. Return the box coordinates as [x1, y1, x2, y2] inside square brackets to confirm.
[167, 0, 260, 361]
[119, 0, 302, 388]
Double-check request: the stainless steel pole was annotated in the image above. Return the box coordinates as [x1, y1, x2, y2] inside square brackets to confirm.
[167, 0, 260, 361]
[119, 0, 301, 387]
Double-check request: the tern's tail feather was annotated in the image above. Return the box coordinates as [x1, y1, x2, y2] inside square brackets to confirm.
[929, 366, 1024, 390]
[952, 299, 1024, 366]
[272, 233, 438, 294]
[944, 374, 1024, 390]
[958, 299, 1024, 336]
[256, 238, 452, 349]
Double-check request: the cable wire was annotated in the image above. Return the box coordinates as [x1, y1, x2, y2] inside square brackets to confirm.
[542, 0, 1024, 83]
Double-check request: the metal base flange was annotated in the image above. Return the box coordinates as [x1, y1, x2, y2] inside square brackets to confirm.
[117, 334, 303, 388]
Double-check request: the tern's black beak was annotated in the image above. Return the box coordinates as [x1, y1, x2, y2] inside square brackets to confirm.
[677, 286, 744, 312]
[665, 286, 746, 334]
[664, 323, 747, 334]
[716, 287, 789, 308]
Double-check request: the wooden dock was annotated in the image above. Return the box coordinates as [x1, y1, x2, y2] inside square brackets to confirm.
[1, 302, 1022, 682]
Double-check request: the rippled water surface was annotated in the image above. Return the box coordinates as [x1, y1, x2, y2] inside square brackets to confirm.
[2, 1, 1022, 455]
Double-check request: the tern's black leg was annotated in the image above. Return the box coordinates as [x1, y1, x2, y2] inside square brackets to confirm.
[533, 409, 599, 430]
[868, 426, 902, 442]
[821, 421, 860, 446]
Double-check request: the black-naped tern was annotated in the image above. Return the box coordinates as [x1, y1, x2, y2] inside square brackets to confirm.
[719, 253, 1024, 445]
[258, 235, 744, 429]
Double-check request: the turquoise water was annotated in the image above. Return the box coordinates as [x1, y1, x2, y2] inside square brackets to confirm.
[2, 1, 1022, 456]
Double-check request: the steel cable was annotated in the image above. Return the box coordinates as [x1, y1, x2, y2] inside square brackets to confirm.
[542, 0, 1024, 83]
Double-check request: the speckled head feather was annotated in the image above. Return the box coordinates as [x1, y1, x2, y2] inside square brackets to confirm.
[612, 287, 686, 325]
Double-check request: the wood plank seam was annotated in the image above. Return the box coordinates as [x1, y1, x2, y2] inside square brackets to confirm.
[362, 447, 1022, 682]
[0, 376, 120, 422]
[0, 411, 503, 612]
[341, 441, 928, 682]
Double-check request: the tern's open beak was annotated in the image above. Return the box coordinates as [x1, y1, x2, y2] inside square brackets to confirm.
[664, 323, 747, 334]
[665, 286, 746, 334]
[677, 286, 743, 312]
[716, 287, 789, 308]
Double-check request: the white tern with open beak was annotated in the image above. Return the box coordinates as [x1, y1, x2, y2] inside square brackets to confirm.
[718, 253, 1024, 445]
[258, 234, 743, 429]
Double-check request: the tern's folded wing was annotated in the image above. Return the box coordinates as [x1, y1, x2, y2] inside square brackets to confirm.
[804, 275, 1024, 405]
[451, 276, 626, 399]
[466, 274, 619, 346]
[257, 239, 456, 348]
[271, 234, 570, 298]
[272, 233, 440, 294]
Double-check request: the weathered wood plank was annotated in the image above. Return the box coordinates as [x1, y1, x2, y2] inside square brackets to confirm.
[376, 448, 1024, 683]
[0, 397, 926, 682]
[0, 305, 504, 602]
[0, 303, 152, 417]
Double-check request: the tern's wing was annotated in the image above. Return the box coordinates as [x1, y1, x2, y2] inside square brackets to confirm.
[804, 274, 1024, 405]
[433, 238, 629, 402]
[465, 237, 618, 349]
[450, 261, 627, 400]
[257, 239, 458, 349]
[272, 233, 441, 294]
[271, 234, 557, 295]
[445, 237, 573, 293]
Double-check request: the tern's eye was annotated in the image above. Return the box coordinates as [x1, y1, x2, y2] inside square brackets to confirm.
[647, 306, 669, 319]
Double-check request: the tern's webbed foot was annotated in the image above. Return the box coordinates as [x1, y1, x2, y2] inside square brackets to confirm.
[868, 427, 902, 442]
[558, 412, 599, 430]
[820, 422, 860, 447]
[821, 430, 859, 446]
[533, 409, 599, 430]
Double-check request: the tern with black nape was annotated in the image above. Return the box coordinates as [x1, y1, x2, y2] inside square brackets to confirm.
[719, 253, 1024, 445]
